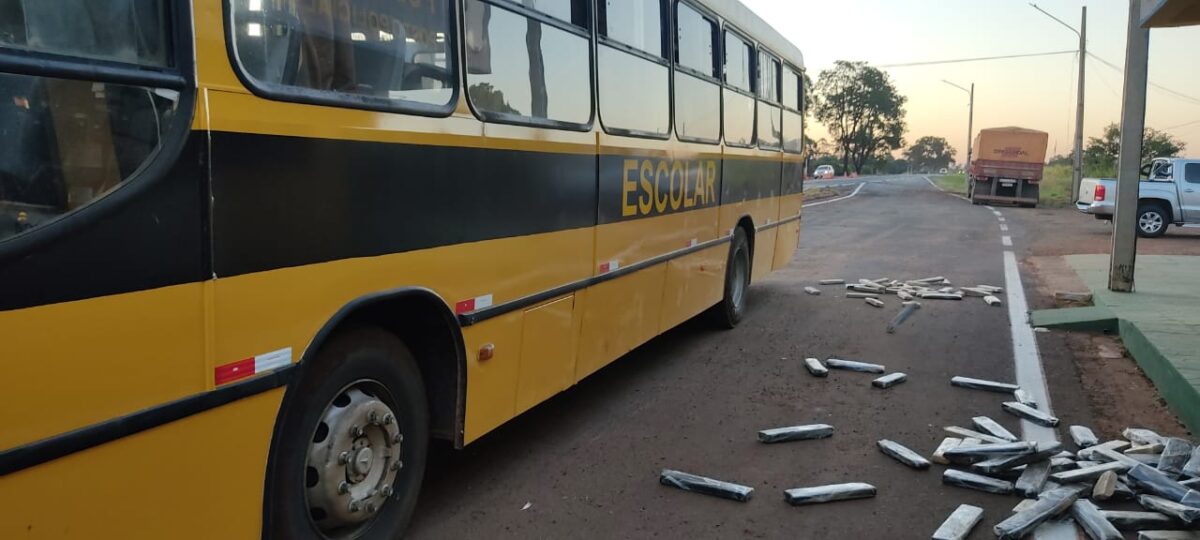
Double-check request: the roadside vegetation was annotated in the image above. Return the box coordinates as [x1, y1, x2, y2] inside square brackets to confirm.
[932, 173, 966, 194]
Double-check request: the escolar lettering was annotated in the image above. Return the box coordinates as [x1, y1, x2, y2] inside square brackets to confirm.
[622, 158, 717, 217]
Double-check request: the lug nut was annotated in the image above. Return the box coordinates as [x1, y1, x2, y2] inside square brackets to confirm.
[381, 485, 394, 497]
[338, 481, 350, 494]
[368, 411, 378, 424]
[338, 451, 350, 465]
[352, 425, 365, 438]
[367, 503, 377, 513]
[392, 433, 403, 444]
[349, 501, 360, 513]
[382, 413, 394, 425]
[391, 460, 403, 471]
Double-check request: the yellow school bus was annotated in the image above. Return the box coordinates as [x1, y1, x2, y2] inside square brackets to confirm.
[0, 0, 804, 537]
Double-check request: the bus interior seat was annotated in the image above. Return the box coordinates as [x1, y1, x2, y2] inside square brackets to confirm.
[237, 9, 302, 87]
[352, 22, 406, 96]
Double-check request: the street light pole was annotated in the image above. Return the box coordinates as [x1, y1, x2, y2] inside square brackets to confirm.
[1031, 3, 1087, 203]
[942, 80, 974, 173]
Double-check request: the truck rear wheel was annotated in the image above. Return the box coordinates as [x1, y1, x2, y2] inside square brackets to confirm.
[1136, 203, 1169, 238]
[266, 328, 429, 540]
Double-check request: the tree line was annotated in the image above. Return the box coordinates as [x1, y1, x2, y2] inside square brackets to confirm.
[804, 61, 1187, 178]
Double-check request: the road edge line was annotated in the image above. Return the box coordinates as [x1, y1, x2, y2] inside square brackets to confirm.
[1002, 250, 1058, 445]
[803, 182, 865, 208]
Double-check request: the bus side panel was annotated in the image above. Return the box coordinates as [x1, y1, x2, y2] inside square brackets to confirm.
[575, 265, 667, 381]
[659, 242, 725, 333]
[0, 388, 283, 539]
[773, 159, 805, 270]
[720, 154, 782, 281]
[515, 295, 577, 415]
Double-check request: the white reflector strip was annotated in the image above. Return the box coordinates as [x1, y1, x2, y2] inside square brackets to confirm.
[255, 347, 292, 373]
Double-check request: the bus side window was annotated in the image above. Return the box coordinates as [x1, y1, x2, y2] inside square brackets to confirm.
[597, 0, 669, 137]
[230, 0, 456, 108]
[781, 69, 804, 154]
[756, 51, 781, 150]
[464, 0, 592, 127]
[722, 30, 755, 147]
[673, 1, 719, 144]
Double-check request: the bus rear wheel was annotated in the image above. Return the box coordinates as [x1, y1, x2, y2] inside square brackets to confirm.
[267, 328, 429, 540]
[710, 227, 751, 329]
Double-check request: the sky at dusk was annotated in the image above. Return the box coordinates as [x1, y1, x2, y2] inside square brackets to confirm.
[741, 0, 1200, 161]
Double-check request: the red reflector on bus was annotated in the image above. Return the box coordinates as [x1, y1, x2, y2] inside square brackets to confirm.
[214, 358, 255, 386]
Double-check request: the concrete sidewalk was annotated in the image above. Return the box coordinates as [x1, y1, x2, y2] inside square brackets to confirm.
[1031, 254, 1200, 434]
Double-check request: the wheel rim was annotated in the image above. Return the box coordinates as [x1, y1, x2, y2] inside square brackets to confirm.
[731, 249, 748, 309]
[1139, 211, 1164, 234]
[304, 381, 403, 539]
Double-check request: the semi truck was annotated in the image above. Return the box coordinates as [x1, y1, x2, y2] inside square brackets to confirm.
[967, 127, 1049, 207]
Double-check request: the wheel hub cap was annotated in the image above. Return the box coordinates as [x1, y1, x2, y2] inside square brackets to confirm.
[1140, 212, 1163, 233]
[305, 385, 403, 535]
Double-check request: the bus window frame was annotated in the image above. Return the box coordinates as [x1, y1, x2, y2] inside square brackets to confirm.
[720, 24, 756, 149]
[756, 47, 782, 151]
[462, 0, 596, 132]
[0, 0, 197, 265]
[672, 0, 721, 146]
[595, 0, 671, 140]
[781, 63, 804, 156]
[222, 0, 462, 119]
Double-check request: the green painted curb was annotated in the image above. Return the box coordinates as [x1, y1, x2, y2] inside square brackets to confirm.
[1118, 320, 1200, 435]
[1028, 306, 1118, 333]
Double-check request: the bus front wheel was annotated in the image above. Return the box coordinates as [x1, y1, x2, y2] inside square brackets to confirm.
[267, 328, 429, 540]
[711, 227, 751, 329]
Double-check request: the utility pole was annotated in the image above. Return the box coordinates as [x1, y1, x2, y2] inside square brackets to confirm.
[1031, 4, 1087, 202]
[1109, 0, 1150, 292]
[1074, 7, 1087, 204]
[942, 80, 974, 172]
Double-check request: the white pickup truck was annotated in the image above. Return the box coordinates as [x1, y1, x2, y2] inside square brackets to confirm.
[1076, 157, 1200, 237]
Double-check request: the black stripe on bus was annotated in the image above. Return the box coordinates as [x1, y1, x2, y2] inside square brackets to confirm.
[0, 366, 295, 477]
[1, 129, 797, 312]
[459, 234, 733, 326]
[458, 211, 801, 326]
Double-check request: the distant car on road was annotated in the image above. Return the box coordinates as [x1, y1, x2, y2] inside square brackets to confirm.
[1076, 157, 1200, 237]
[814, 165, 835, 179]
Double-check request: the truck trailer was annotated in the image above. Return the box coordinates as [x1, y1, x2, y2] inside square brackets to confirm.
[968, 127, 1049, 207]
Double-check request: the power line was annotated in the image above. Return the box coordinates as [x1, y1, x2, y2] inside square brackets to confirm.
[1086, 52, 1200, 107]
[874, 50, 1076, 68]
[1164, 118, 1200, 130]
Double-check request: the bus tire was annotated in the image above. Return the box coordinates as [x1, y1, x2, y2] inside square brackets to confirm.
[711, 227, 751, 329]
[266, 327, 429, 540]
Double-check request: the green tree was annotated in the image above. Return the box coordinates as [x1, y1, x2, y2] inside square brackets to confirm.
[904, 136, 957, 173]
[813, 61, 907, 175]
[467, 82, 520, 115]
[1084, 122, 1186, 176]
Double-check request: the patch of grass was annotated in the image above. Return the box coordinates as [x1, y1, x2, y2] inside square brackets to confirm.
[1039, 164, 1074, 207]
[932, 173, 967, 194]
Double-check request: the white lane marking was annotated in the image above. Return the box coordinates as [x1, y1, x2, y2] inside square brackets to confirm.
[1000, 224, 1009, 231]
[923, 176, 971, 201]
[998, 217, 1007, 223]
[1003, 250, 1058, 445]
[1002, 235, 1013, 247]
[986, 205, 996, 211]
[803, 182, 865, 208]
